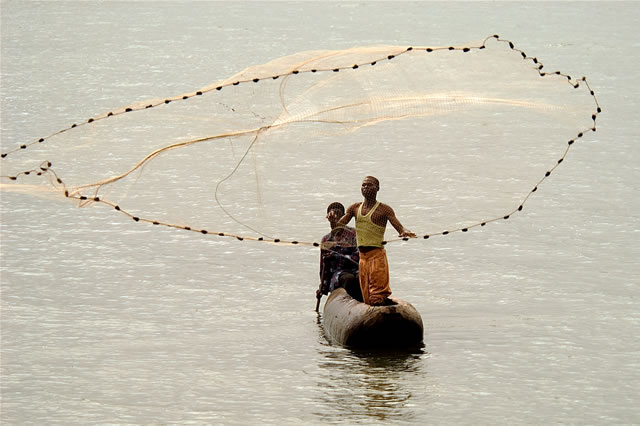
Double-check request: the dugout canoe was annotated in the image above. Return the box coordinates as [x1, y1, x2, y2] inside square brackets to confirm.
[322, 287, 424, 349]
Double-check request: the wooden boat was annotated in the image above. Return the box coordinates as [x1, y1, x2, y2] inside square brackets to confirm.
[322, 287, 424, 349]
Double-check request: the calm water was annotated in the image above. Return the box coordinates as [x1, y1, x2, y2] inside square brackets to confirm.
[1, 2, 639, 424]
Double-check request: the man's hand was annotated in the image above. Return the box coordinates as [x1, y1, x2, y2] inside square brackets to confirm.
[399, 229, 417, 238]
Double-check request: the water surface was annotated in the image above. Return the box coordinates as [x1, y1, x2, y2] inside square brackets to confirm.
[1, 2, 638, 424]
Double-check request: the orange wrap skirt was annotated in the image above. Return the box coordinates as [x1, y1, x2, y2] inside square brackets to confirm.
[358, 248, 391, 305]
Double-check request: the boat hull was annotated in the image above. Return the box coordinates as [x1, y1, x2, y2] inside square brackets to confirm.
[322, 288, 424, 349]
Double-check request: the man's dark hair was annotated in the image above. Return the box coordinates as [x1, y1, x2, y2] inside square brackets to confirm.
[365, 175, 380, 190]
[327, 202, 345, 215]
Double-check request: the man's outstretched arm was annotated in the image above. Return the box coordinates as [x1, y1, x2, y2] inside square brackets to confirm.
[387, 207, 416, 238]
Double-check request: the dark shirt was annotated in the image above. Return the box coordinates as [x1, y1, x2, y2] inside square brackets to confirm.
[319, 226, 359, 295]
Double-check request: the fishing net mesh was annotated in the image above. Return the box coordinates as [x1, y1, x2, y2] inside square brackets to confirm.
[1, 35, 600, 247]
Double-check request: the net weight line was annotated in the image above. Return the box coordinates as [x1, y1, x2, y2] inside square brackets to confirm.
[1, 35, 601, 247]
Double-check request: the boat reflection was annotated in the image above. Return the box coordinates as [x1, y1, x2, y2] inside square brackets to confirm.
[314, 314, 428, 422]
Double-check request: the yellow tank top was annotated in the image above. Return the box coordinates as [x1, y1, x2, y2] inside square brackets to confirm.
[356, 201, 386, 248]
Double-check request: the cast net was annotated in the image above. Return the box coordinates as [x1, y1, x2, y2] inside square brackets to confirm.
[1, 35, 600, 247]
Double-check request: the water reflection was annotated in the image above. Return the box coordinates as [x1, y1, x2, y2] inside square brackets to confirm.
[314, 314, 428, 423]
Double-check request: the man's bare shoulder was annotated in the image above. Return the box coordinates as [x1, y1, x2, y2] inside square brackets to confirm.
[347, 202, 361, 213]
[378, 202, 395, 213]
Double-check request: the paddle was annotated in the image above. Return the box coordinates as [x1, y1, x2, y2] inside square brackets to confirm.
[315, 290, 322, 312]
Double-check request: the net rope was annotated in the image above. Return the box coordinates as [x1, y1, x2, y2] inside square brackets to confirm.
[1, 35, 600, 247]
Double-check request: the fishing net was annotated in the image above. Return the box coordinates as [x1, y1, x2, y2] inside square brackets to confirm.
[1, 35, 600, 247]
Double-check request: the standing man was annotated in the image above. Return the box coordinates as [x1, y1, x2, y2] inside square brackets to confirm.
[335, 176, 416, 305]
